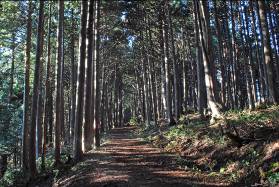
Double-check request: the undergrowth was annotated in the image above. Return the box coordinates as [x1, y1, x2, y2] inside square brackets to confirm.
[0, 148, 71, 187]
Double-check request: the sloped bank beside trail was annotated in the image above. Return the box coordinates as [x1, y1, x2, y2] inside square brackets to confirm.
[136, 106, 279, 186]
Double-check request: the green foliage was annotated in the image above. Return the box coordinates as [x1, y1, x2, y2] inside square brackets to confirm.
[164, 124, 194, 140]
[219, 167, 225, 173]
[267, 172, 279, 186]
[238, 112, 269, 123]
[0, 103, 22, 155]
[239, 148, 260, 168]
[188, 120, 206, 127]
[37, 156, 55, 172]
[226, 105, 279, 126]
[266, 162, 279, 186]
[178, 115, 187, 123]
[37, 147, 71, 172]
[129, 116, 138, 126]
[210, 134, 227, 145]
[0, 168, 23, 187]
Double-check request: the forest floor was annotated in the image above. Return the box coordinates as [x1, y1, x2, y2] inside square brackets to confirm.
[39, 126, 229, 187]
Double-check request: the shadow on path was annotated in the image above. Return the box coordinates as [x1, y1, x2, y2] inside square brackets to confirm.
[56, 127, 229, 187]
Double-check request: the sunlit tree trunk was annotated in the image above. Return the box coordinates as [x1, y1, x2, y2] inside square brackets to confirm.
[94, 0, 101, 148]
[84, 0, 95, 152]
[162, 1, 172, 121]
[159, 15, 167, 119]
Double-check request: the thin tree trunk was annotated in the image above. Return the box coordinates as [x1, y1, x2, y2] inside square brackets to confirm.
[162, 1, 172, 121]
[94, 0, 101, 148]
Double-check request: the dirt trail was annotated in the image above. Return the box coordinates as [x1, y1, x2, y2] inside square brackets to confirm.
[55, 127, 228, 187]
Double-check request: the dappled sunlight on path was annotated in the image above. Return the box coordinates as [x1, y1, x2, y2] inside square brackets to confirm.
[56, 127, 229, 187]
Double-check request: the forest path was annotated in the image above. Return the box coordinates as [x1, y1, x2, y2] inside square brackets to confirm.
[55, 127, 226, 187]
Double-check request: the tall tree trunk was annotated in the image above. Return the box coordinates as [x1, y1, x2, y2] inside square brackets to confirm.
[162, 1, 172, 121]
[193, 1, 207, 115]
[147, 18, 158, 126]
[54, 0, 64, 165]
[22, 0, 32, 175]
[41, 2, 52, 171]
[94, 0, 101, 148]
[230, 0, 239, 108]
[168, 11, 179, 119]
[213, 0, 225, 106]
[36, 12, 45, 159]
[70, 8, 76, 144]
[249, 1, 264, 103]
[9, 34, 16, 102]
[243, 6, 255, 109]
[29, 0, 44, 177]
[74, 1, 88, 161]
[84, 0, 95, 152]
[257, 0, 278, 104]
[196, 0, 221, 119]
[141, 44, 150, 126]
[60, 46, 65, 142]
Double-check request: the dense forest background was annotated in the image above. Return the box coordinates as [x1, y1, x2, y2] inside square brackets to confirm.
[0, 0, 278, 186]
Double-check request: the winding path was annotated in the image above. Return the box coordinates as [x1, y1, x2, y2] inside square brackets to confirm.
[55, 127, 227, 187]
